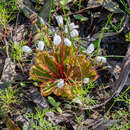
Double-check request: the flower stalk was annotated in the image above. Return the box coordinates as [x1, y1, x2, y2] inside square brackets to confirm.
[30, 17, 98, 99]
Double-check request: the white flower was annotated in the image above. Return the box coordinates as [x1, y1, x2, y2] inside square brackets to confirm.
[83, 78, 89, 84]
[22, 45, 32, 53]
[38, 41, 44, 50]
[86, 44, 94, 54]
[53, 34, 62, 45]
[96, 56, 107, 64]
[65, 23, 79, 33]
[70, 29, 79, 37]
[57, 79, 64, 88]
[64, 38, 71, 47]
[69, 22, 79, 30]
[55, 15, 63, 26]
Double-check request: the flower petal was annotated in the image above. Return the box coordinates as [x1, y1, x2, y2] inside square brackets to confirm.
[65, 23, 79, 33]
[22, 45, 32, 53]
[57, 79, 64, 88]
[55, 15, 63, 27]
[86, 44, 94, 54]
[83, 78, 89, 84]
[38, 41, 45, 50]
[70, 22, 79, 30]
[96, 56, 107, 63]
[64, 38, 71, 47]
[53, 34, 62, 46]
[70, 29, 79, 37]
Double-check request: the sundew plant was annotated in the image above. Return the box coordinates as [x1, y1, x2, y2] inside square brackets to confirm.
[29, 16, 98, 99]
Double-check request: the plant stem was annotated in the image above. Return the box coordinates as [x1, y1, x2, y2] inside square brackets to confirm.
[105, 55, 125, 58]
[96, 14, 112, 57]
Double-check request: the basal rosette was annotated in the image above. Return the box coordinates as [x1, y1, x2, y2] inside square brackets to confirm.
[30, 45, 98, 99]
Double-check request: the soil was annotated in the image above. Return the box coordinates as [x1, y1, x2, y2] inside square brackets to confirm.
[0, 0, 129, 130]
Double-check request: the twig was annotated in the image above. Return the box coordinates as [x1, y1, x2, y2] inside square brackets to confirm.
[4, 37, 9, 58]
[65, 5, 100, 16]
[78, 92, 116, 110]
[126, 0, 130, 10]
[114, 45, 130, 97]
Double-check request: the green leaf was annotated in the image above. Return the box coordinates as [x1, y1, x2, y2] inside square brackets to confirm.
[125, 33, 130, 42]
[60, 0, 68, 6]
[74, 15, 88, 21]
[48, 96, 60, 107]
[56, 107, 62, 114]
[92, 40, 99, 48]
